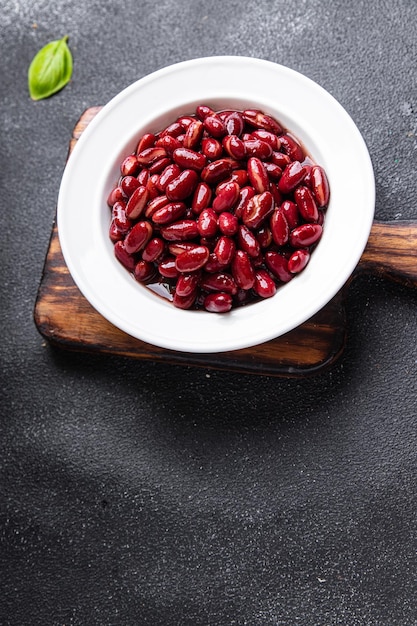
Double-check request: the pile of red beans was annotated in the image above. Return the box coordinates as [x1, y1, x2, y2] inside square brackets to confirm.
[107, 105, 330, 313]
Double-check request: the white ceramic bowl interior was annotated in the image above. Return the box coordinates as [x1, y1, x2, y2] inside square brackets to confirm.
[57, 56, 375, 353]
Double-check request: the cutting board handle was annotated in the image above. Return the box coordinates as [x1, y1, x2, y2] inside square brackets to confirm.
[357, 220, 417, 287]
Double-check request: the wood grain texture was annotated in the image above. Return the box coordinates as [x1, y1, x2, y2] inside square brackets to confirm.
[32, 106, 358, 377]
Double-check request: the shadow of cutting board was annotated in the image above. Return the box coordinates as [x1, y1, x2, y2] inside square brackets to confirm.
[33, 108, 417, 377]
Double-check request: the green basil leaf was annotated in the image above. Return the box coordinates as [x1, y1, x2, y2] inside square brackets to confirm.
[28, 35, 73, 101]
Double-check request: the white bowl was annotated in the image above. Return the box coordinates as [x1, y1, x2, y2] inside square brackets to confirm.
[57, 56, 375, 353]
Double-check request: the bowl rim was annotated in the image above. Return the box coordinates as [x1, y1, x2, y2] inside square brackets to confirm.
[57, 55, 375, 353]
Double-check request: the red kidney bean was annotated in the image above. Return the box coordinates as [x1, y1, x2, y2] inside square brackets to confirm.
[109, 104, 330, 313]
[175, 245, 210, 272]
[279, 134, 304, 161]
[183, 119, 204, 149]
[231, 250, 256, 290]
[204, 292, 232, 313]
[290, 223, 323, 247]
[254, 269, 277, 298]
[134, 259, 155, 282]
[136, 133, 156, 154]
[124, 221, 153, 254]
[222, 135, 246, 160]
[212, 181, 240, 213]
[237, 225, 261, 258]
[191, 182, 212, 215]
[234, 186, 255, 219]
[166, 169, 199, 201]
[142, 237, 165, 263]
[197, 208, 218, 238]
[121, 154, 139, 177]
[218, 212, 238, 236]
[114, 240, 137, 271]
[244, 138, 272, 160]
[242, 191, 274, 229]
[201, 137, 223, 160]
[160, 219, 199, 241]
[173, 147, 207, 171]
[277, 161, 307, 194]
[200, 159, 232, 185]
[203, 115, 227, 138]
[152, 201, 187, 225]
[200, 272, 238, 295]
[214, 236, 236, 267]
[288, 249, 310, 273]
[158, 257, 179, 278]
[173, 290, 197, 310]
[247, 157, 269, 193]
[309, 165, 330, 207]
[107, 185, 125, 207]
[120, 175, 140, 197]
[137, 146, 167, 166]
[175, 272, 201, 297]
[264, 251, 293, 283]
[125, 185, 149, 219]
[294, 185, 319, 222]
[270, 209, 289, 246]
[280, 200, 299, 229]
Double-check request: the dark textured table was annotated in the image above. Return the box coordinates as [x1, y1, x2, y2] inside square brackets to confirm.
[1, 1, 416, 624]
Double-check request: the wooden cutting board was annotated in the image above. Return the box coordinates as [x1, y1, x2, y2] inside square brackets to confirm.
[33, 108, 417, 377]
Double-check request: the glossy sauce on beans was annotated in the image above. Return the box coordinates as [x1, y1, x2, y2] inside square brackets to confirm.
[107, 105, 330, 313]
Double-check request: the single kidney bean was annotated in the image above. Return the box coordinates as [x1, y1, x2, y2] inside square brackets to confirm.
[277, 161, 307, 194]
[200, 272, 238, 295]
[158, 257, 179, 278]
[142, 237, 165, 263]
[121, 154, 139, 177]
[242, 191, 274, 229]
[200, 159, 233, 185]
[270, 209, 290, 246]
[196, 104, 215, 120]
[173, 147, 207, 171]
[173, 290, 197, 310]
[212, 181, 240, 213]
[201, 137, 223, 160]
[175, 272, 201, 297]
[280, 200, 300, 229]
[160, 219, 199, 241]
[124, 221, 153, 254]
[234, 186, 256, 219]
[183, 119, 204, 149]
[222, 135, 246, 160]
[271, 151, 291, 168]
[279, 134, 304, 161]
[264, 251, 293, 283]
[146, 174, 160, 200]
[203, 115, 227, 138]
[160, 121, 183, 138]
[254, 269, 277, 298]
[157, 163, 182, 192]
[214, 236, 236, 267]
[107, 185, 124, 207]
[136, 132, 156, 154]
[290, 223, 323, 247]
[203, 292, 233, 313]
[224, 111, 245, 136]
[155, 134, 183, 154]
[175, 245, 210, 272]
[134, 259, 155, 282]
[288, 249, 310, 273]
[120, 175, 140, 197]
[114, 240, 137, 271]
[264, 162, 282, 182]
[149, 157, 172, 177]
[256, 225, 273, 248]
[294, 185, 319, 222]
[152, 201, 187, 225]
[251, 129, 280, 150]
[137, 146, 167, 166]
[144, 194, 170, 218]
[125, 185, 149, 219]
[309, 165, 330, 207]
[204, 252, 223, 274]
[244, 138, 272, 160]
[231, 250, 256, 290]
[228, 169, 249, 187]
[218, 212, 238, 236]
[112, 201, 133, 234]
[242, 109, 283, 135]
[166, 169, 199, 201]
[237, 224, 261, 258]
[137, 168, 149, 186]
[109, 220, 123, 243]
[192, 182, 212, 215]
[197, 208, 218, 238]
[247, 157, 269, 193]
